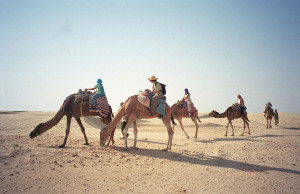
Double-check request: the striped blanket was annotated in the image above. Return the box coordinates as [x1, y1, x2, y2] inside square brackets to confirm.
[89, 95, 110, 117]
[183, 101, 195, 113]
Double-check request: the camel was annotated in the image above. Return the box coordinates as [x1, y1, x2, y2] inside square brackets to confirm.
[29, 93, 114, 147]
[208, 105, 250, 136]
[171, 103, 201, 139]
[100, 95, 176, 150]
[264, 106, 274, 129]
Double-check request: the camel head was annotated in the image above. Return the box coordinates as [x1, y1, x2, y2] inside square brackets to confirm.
[29, 123, 43, 138]
[208, 110, 219, 118]
[100, 127, 109, 146]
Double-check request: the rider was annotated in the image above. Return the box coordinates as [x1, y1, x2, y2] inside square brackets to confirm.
[235, 94, 246, 117]
[148, 75, 164, 117]
[264, 102, 273, 113]
[148, 75, 163, 97]
[181, 88, 193, 117]
[85, 78, 106, 108]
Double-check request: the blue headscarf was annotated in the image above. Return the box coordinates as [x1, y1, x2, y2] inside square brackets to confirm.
[184, 88, 189, 95]
[96, 78, 105, 96]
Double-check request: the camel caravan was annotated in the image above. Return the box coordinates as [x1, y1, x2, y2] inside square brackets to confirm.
[30, 76, 279, 150]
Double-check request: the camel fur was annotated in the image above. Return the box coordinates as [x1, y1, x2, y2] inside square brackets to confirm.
[264, 106, 274, 129]
[29, 94, 114, 147]
[100, 95, 176, 151]
[209, 105, 250, 136]
[171, 103, 201, 139]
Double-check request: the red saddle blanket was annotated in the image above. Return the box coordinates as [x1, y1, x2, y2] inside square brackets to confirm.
[89, 95, 110, 117]
[183, 101, 195, 113]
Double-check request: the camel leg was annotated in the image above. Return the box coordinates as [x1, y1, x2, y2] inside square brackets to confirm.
[74, 117, 89, 145]
[225, 121, 230, 136]
[165, 122, 174, 151]
[106, 129, 115, 146]
[132, 121, 138, 149]
[192, 118, 199, 138]
[178, 118, 189, 139]
[266, 119, 269, 129]
[162, 114, 174, 151]
[241, 120, 245, 136]
[246, 121, 251, 134]
[230, 121, 234, 136]
[269, 118, 272, 128]
[59, 115, 72, 148]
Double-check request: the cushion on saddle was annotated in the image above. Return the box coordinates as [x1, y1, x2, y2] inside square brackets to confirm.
[183, 101, 195, 113]
[137, 91, 150, 108]
[89, 95, 110, 117]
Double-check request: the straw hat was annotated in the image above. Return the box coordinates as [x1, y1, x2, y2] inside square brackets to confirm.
[148, 75, 158, 81]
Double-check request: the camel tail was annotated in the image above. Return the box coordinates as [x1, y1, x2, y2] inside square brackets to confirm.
[171, 114, 177, 126]
[197, 116, 201, 123]
[29, 95, 73, 138]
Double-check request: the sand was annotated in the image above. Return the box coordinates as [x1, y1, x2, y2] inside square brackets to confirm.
[0, 111, 299, 193]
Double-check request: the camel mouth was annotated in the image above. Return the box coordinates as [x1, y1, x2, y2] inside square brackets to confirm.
[100, 143, 105, 147]
[29, 131, 37, 139]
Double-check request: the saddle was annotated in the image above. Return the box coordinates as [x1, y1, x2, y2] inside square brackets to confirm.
[74, 89, 109, 117]
[264, 106, 274, 117]
[74, 90, 91, 103]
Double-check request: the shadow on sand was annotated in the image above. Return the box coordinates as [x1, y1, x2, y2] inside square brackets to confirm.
[194, 134, 298, 144]
[112, 146, 300, 175]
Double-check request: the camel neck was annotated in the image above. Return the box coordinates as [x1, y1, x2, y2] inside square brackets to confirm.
[218, 111, 227, 118]
[104, 106, 126, 136]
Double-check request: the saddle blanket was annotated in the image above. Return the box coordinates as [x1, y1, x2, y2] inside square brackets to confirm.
[137, 91, 166, 118]
[137, 91, 150, 108]
[183, 101, 195, 113]
[89, 95, 110, 117]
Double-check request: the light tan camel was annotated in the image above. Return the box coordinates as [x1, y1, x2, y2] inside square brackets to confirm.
[29, 94, 114, 147]
[208, 105, 250, 136]
[171, 103, 201, 139]
[100, 95, 176, 150]
[264, 106, 274, 129]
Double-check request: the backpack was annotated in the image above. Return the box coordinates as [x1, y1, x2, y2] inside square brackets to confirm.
[158, 82, 166, 95]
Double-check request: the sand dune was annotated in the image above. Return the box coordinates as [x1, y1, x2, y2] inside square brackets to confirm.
[0, 111, 299, 193]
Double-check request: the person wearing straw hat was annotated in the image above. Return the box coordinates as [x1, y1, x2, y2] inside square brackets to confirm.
[148, 75, 163, 96]
[148, 75, 166, 118]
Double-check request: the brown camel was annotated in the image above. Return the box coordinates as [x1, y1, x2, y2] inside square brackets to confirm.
[208, 105, 250, 136]
[171, 103, 201, 139]
[100, 95, 176, 150]
[29, 93, 114, 147]
[264, 106, 274, 129]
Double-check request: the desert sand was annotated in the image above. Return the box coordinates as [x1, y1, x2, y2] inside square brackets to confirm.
[0, 111, 299, 193]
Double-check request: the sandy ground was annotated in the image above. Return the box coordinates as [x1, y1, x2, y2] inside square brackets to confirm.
[0, 111, 299, 193]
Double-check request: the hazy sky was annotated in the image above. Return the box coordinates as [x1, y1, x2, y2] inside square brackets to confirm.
[1, 0, 300, 113]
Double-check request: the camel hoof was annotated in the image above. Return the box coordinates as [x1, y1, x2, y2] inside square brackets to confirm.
[58, 144, 65, 148]
[84, 143, 89, 145]
[231, 134, 234, 136]
[193, 136, 197, 138]
[186, 136, 190, 139]
[162, 148, 168, 152]
[241, 134, 244, 136]
[248, 132, 251, 135]
[224, 134, 228, 137]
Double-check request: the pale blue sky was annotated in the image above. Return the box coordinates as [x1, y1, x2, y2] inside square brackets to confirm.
[1, 0, 300, 113]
